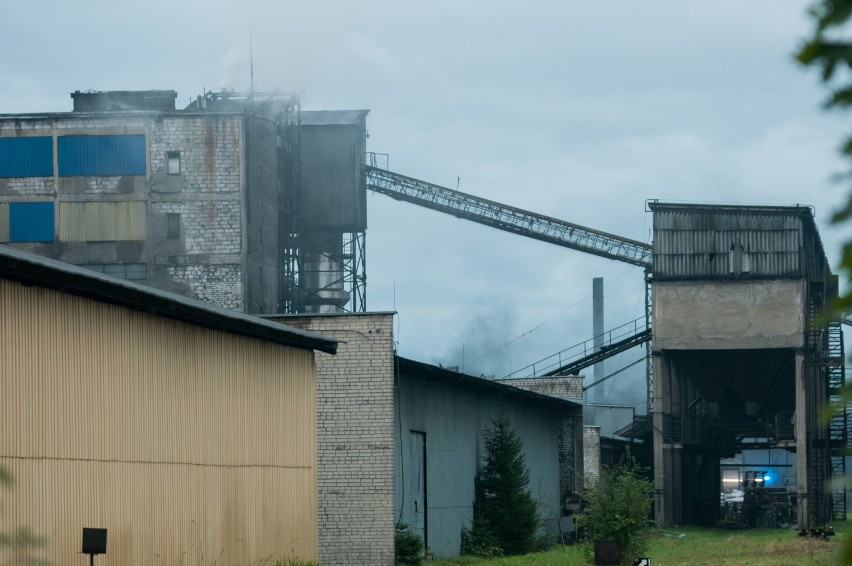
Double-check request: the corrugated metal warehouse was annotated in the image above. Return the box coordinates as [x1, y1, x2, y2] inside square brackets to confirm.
[0, 245, 337, 565]
[395, 359, 584, 559]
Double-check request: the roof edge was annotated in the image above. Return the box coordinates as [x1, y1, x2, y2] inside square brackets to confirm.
[0, 245, 337, 354]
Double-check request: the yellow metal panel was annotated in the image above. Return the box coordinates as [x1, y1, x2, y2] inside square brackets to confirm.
[58, 201, 84, 241]
[59, 201, 147, 241]
[0, 278, 318, 564]
[0, 202, 8, 241]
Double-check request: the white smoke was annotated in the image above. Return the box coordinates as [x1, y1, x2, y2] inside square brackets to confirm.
[220, 43, 250, 91]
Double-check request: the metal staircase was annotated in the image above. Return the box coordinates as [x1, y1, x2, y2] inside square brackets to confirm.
[503, 317, 650, 378]
[828, 322, 847, 521]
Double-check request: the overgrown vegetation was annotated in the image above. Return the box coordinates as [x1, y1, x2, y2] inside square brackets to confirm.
[461, 414, 539, 558]
[577, 450, 653, 566]
[395, 522, 424, 565]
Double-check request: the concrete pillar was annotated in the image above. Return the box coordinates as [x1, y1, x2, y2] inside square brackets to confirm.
[589, 277, 604, 425]
[653, 352, 683, 526]
[652, 352, 666, 525]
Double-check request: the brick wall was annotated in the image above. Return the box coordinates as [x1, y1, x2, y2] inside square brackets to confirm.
[270, 313, 396, 566]
[583, 425, 601, 485]
[495, 376, 583, 400]
[0, 113, 253, 312]
[560, 413, 585, 501]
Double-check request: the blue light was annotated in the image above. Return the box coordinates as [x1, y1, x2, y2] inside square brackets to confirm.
[763, 474, 771, 483]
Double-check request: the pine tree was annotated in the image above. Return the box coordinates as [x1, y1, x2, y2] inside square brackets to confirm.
[461, 414, 539, 556]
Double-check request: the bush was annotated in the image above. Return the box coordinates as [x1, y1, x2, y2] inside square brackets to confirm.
[395, 522, 424, 565]
[461, 414, 539, 557]
[578, 449, 653, 566]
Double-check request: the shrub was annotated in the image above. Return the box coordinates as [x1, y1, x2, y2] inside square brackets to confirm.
[461, 414, 539, 557]
[578, 449, 653, 566]
[395, 522, 424, 565]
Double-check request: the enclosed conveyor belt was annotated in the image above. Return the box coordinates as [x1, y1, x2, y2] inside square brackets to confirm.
[364, 164, 652, 268]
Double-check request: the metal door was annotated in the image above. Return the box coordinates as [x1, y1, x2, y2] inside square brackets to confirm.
[410, 431, 427, 547]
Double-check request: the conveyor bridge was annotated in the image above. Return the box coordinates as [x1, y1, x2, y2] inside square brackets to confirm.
[364, 162, 652, 269]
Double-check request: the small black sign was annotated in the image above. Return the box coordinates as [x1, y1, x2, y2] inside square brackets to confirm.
[82, 528, 107, 555]
[633, 558, 651, 566]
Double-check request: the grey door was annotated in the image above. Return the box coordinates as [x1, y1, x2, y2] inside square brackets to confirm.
[410, 431, 427, 547]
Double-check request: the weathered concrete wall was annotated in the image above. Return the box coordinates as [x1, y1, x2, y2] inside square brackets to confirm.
[269, 313, 396, 566]
[653, 279, 806, 350]
[243, 115, 279, 313]
[0, 112, 275, 312]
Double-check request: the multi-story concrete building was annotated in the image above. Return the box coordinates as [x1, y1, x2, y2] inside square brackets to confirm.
[0, 89, 368, 315]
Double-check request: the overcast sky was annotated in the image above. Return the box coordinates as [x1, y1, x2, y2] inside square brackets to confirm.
[1, 1, 847, 412]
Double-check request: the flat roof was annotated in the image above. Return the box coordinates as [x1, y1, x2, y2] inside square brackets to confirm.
[0, 245, 337, 354]
[301, 110, 369, 126]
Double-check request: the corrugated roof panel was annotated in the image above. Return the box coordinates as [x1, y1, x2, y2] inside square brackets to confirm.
[0, 137, 53, 177]
[58, 135, 146, 176]
[653, 208, 807, 278]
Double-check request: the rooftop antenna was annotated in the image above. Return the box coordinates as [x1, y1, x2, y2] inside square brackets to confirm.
[249, 25, 255, 109]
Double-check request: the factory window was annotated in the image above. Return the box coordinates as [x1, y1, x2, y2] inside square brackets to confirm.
[167, 151, 181, 175]
[167, 213, 181, 238]
[84, 263, 147, 284]
[58, 135, 146, 176]
[9, 202, 54, 242]
[729, 244, 751, 275]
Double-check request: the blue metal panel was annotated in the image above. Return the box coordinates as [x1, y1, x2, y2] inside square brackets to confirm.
[58, 135, 146, 176]
[0, 137, 53, 177]
[10, 202, 54, 242]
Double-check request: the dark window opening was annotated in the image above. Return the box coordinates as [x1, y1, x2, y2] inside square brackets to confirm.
[167, 213, 181, 239]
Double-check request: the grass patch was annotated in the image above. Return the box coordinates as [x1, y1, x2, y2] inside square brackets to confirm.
[430, 524, 852, 565]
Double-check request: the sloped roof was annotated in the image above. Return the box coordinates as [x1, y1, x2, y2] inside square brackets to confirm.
[0, 245, 337, 354]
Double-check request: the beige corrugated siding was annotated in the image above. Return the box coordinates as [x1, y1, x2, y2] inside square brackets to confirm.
[0, 278, 317, 565]
[0, 202, 8, 242]
[59, 201, 147, 241]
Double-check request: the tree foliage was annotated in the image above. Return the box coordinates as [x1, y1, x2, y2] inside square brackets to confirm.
[798, 2, 852, 562]
[394, 522, 424, 565]
[798, 1, 852, 274]
[578, 450, 653, 566]
[461, 414, 539, 557]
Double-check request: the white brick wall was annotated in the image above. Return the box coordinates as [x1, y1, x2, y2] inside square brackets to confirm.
[583, 425, 601, 486]
[166, 265, 243, 310]
[274, 313, 396, 566]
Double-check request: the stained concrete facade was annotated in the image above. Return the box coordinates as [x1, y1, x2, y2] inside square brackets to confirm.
[649, 202, 840, 529]
[0, 92, 282, 314]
